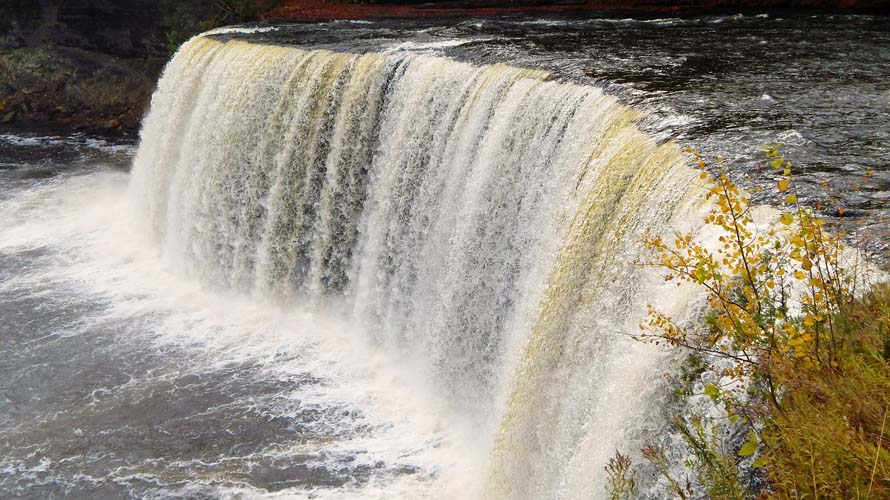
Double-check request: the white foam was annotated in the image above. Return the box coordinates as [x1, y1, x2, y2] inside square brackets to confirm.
[0, 169, 479, 499]
[204, 25, 280, 36]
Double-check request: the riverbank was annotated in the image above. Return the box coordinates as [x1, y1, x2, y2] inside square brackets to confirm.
[0, 46, 164, 134]
[0, 0, 272, 134]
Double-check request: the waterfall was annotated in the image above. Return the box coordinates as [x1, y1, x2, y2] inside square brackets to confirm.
[130, 36, 709, 499]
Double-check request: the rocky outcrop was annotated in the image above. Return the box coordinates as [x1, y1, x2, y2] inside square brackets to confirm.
[0, 46, 165, 131]
[1, 1, 167, 133]
[0, 1, 284, 133]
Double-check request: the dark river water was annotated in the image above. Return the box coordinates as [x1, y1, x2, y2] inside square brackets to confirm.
[237, 12, 890, 258]
[1, 11, 888, 500]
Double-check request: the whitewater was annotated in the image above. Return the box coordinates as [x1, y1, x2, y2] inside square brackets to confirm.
[2, 34, 716, 499]
[131, 36, 711, 498]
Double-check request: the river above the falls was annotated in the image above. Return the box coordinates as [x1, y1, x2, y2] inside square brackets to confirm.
[226, 12, 890, 259]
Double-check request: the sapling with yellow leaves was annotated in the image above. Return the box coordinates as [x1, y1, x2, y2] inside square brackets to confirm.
[639, 146, 857, 414]
[607, 146, 889, 500]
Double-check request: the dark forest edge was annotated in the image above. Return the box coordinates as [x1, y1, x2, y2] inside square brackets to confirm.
[0, 1, 278, 134]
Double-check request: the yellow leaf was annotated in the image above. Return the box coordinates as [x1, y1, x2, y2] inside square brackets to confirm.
[780, 213, 793, 225]
[778, 180, 789, 192]
[783, 167, 791, 176]
[785, 194, 797, 204]
[794, 271, 806, 280]
[771, 157, 783, 169]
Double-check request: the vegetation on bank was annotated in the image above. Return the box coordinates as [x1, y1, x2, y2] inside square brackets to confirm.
[608, 147, 889, 499]
[0, 0, 41, 37]
[160, 0, 279, 55]
[0, 1, 277, 130]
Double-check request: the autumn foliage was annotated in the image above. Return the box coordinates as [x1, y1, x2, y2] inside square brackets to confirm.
[609, 147, 889, 499]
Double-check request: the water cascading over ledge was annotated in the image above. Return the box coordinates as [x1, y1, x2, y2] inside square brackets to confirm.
[130, 35, 708, 499]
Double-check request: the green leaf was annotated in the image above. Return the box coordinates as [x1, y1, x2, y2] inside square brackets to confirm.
[703, 383, 719, 398]
[739, 431, 759, 457]
[752, 456, 767, 468]
[771, 157, 783, 169]
[738, 441, 757, 457]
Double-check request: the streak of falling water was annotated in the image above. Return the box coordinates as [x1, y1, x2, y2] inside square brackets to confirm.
[129, 36, 710, 498]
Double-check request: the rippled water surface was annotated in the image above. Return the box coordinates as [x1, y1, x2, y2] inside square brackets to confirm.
[236, 12, 890, 258]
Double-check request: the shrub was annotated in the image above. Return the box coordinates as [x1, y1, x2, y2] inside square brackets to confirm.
[160, 0, 278, 55]
[607, 146, 889, 499]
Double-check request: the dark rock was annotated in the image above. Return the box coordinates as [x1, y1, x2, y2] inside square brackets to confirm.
[0, 0, 172, 132]
[0, 45, 165, 133]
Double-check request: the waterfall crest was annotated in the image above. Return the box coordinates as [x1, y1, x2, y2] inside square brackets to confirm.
[130, 36, 707, 499]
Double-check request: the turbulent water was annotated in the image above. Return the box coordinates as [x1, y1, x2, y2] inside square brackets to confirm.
[1, 12, 888, 500]
[129, 36, 710, 498]
[236, 13, 890, 259]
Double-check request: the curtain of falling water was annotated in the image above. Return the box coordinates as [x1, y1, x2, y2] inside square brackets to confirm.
[130, 36, 707, 499]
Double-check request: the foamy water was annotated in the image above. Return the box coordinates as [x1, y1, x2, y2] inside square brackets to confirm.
[0, 160, 480, 499]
